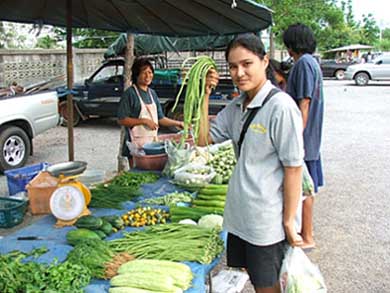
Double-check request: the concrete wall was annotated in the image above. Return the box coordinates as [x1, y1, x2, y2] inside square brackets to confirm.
[0, 48, 106, 87]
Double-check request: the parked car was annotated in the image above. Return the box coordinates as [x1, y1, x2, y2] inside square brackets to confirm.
[0, 90, 59, 172]
[344, 56, 390, 86]
[320, 59, 356, 80]
[57, 59, 236, 126]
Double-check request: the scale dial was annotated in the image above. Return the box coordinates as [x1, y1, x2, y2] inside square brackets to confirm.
[50, 185, 86, 221]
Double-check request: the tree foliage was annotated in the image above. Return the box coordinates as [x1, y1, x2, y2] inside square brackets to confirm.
[257, 0, 383, 52]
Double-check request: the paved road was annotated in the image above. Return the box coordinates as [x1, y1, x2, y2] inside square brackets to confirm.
[1, 79, 390, 292]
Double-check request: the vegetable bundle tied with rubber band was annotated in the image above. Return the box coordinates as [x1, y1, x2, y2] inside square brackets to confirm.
[172, 56, 217, 145]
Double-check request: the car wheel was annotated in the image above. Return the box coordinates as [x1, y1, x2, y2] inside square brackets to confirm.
[59, 100, 81, 127]
[354, 72, 369, 86]
[335, 69, 345, 80]
[0, 126, 31, 172]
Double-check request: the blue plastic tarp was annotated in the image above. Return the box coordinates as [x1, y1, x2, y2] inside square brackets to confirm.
[0, 175, 225, 293]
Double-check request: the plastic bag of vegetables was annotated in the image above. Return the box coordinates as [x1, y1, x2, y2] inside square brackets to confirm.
[303, 164, 315, 197]
[173, 163, 216, 186]
[162, 139, 193, 177]
[280, 247, 327, 293]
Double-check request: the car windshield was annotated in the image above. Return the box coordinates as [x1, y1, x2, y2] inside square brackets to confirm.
[92, 65, 123, 83]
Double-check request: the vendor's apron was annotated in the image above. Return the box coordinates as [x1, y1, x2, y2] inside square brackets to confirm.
[129, 85, 158, 147]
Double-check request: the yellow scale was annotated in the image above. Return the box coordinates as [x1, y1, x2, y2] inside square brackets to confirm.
[47, 161, 92, 227]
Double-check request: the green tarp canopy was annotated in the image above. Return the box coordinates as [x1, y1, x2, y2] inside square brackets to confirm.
[105, 34, 237, 58]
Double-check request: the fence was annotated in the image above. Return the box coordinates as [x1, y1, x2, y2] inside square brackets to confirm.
[0, 48, 106, 87]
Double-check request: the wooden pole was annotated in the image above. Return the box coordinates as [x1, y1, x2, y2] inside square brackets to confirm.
[117, 32, 135, 172]
[66, 0, 74, 161]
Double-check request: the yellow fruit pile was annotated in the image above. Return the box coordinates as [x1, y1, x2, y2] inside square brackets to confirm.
[121, 206, 170, 227]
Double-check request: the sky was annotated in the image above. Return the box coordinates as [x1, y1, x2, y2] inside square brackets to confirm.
[351, 0, 390, 29]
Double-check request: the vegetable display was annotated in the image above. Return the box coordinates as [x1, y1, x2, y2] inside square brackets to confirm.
[121, 206, 170, 227]
[208, 143, 236, 184]
[111, 172, 160, 188]
[172, 56, 217, 144]
[66, 239, 134, 279]
[0, 248, 90, 293]
[141, 191, 193, 206]
[90, 184, 142, 209]
[109, 259, 193, 292]
[109, 223, 224, 264]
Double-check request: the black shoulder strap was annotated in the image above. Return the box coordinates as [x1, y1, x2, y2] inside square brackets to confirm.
[237, 88, 280, 157]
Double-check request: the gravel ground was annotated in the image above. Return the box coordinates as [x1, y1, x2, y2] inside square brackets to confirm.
[1, 79, 390, 292]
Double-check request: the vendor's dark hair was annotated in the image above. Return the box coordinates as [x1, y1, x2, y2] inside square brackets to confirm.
[131, 57, 154, 84]
[225, 33, 267, 61]
[282, 23, 316, 54]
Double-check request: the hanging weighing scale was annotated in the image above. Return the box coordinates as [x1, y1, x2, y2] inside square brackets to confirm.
[47, 161, 92, 227]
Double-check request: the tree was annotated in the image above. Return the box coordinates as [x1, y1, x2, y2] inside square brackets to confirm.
[0, 21, 27, 48]
[53, 27, 120, 48]
[36, 35, 60, 49]
[258, 0, 346, 51]
[358, 14, 380, 45]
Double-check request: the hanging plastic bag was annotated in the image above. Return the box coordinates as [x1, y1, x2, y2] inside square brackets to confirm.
[162, 140, 192, 177]
[280, 246, 327, 293]
[126, 141, 145, 156]
[302, 164, 315, 197]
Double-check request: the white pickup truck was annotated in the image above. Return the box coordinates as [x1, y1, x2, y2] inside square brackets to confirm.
[0, 90, 59, 172]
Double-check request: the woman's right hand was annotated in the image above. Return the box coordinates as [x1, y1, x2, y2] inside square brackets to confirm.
[205, 69, 219, 95]
[142, 118, 158, 130]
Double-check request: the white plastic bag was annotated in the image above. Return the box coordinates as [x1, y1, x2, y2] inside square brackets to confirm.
[280, 247, 327, 293]
[211, 269, 249, 293]
[173, 163, 216, 186]
[162, 140, 193, 177]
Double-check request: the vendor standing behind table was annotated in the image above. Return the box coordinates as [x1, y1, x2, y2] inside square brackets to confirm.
[117, 58, 184, 166]
[283, 23, 324, 250]
[198, 33, 304, 293]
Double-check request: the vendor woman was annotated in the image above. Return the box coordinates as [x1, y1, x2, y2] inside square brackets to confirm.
[117, 57, 184, 165]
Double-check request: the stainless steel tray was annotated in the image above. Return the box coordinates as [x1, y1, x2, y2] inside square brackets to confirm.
[46, 161, 87, 177]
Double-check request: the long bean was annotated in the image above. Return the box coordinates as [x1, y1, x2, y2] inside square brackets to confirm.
[173, 56, 217, 145]
[108, 223, 224, 264]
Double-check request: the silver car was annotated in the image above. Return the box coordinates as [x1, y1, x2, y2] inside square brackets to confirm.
[344, 56, 390, 86]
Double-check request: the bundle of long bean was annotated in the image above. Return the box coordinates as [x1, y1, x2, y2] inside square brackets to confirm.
[172, 56, 217, 144]
[108, 223, 224, 264]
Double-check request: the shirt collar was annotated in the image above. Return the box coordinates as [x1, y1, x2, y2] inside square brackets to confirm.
[234, 80, 274, 109]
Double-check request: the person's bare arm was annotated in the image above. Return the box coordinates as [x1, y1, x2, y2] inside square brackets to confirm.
[118, 117, 158, 130]
[197, 69, 219, 146]
[158, 117, 184, 129]
[283, 165, 304, 247]
[299, 98, 310, 129]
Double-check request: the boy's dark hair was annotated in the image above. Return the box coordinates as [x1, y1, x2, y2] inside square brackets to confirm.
[282, 23, 317, 54]
[225, 33, 267, 61]
[131, 57, 154, 84]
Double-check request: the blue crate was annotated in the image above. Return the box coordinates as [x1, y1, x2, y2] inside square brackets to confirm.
[4, 162, 49, 195]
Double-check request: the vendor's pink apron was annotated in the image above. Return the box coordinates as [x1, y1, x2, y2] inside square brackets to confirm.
[129, 85, 158, 147]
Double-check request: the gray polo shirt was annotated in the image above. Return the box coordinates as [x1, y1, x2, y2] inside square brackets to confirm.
[210, 81, 304, 246]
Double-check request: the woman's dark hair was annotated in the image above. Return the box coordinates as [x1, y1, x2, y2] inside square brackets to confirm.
[282, 23, 317, 54]
[131, 57, 154, 84]
[225, 33, 267, 61]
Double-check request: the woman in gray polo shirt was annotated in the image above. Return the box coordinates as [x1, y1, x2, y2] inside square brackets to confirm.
[198, 34, 304, 293]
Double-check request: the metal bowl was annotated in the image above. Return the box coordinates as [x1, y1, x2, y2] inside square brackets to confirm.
[46, 161, 87, 177]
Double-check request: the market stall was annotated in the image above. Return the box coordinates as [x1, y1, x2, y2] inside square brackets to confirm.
[0, 172, 227, 293]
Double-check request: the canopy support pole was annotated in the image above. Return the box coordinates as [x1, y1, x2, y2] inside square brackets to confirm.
[66, 0, 74, 161]
[117, 32, 135, 172]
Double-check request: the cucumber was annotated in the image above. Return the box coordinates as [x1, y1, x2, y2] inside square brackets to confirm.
[66, 228, 101, 246]
[100, 220, 113, 235]
[192, 199, 225, 208]
[94, 230, 107, 239]
[75, 215, 103, 230]
[101, 215, 124, 229]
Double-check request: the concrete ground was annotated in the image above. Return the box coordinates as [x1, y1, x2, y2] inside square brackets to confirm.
[1, 79, 390, 292]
